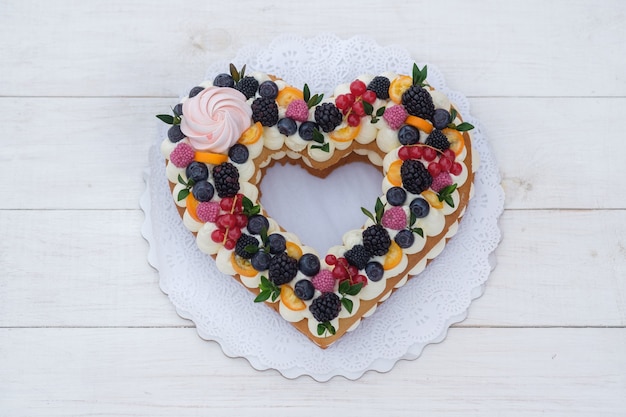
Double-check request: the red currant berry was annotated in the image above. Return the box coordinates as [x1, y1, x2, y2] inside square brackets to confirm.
[233, 194, 244, 213]
[217, 213, 237, 229]
[223, 238, 236, 250]
[211, 229, 225, 243]
[219, 197, 233, 211]
[335, 94, 350, 111]
[227, 226, 242, 241]
[443, 149, 456, 162]
[332, 265, 349, 280]
[350, 80, 367, 97]
[337, 257, 349, 268]
[347, 113, 361, 127]
[428, 162, 442, 177]
[398, 146, 411, 161]
[351, 274, 368, 287]
[325, 254, 337, 265]
[352, 101, 365, 117]
[408, 146, 423, 159]
[362, 90, 376, 104]
[439, 156, 452, 172]
[450, 162, 463, 176]
[235, 213, 248, 228]
[423, 147, 437, 161]
[345, 93, 355, 105]
[347, 265, 359, 277]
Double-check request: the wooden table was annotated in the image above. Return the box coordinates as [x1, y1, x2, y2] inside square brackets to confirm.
[1, 1, 625, 415]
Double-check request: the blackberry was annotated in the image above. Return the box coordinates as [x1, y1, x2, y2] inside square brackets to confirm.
[235, 76, 259, 99]
[268, 252, 298, 285]
[212, 162, 240, 198]
[213, 73, 235, 88]
[235, 234, 259, 260]
[186, 161, 209, 183]
[251, 97, 279, 127]
[425, 129, 450, 151]
[314, 102, 342, 132]
[189, 86, 204, 98]
[309, 292, 341, 322]
[367, 76, 391, 100]
[401, 159, 432, 194]
[228, 144, 249, 164]
[362, 224, 391, 257]
[402, 86, 435, 120]
[432, 108, 451, 130]
[168, 125, 185, 143]
[344, 244, 371, 271]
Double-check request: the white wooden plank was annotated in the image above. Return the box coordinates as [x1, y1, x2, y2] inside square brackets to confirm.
[0, 328, 623, 416]
[1, 209, 624, 328]
[0, 0, 624, 97]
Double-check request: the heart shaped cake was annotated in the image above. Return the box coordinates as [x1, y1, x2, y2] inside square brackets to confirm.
[157, 64, 476, 348]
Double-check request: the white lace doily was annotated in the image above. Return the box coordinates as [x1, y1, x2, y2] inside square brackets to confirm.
[140, 34, 504, 381]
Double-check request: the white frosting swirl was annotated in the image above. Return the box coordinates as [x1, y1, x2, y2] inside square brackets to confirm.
[181, 87, 252, 153]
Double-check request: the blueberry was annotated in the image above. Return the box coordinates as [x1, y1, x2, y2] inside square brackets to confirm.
[247, 215, 269, 235]
[394, 229, 415, 249]
[433, 109, 451, 130]
[173, 103, 183, 117]
[186, 161, 209, 183]
[167, 125, 185, 143]
[267, 233, 286, 254]
[228, 144, 249, 164]
[258, 80, 279, 99]
[365, 261, 384, 282]
[192, 180, 214, 202]
[298, 253, 320, 276]
[213, 73, 235, 88]
[251, 251, 271, 271]
[189, 86, 204, 98]
[409, 197, 430, 218]
[294, 279, 315, 301]
[277, 118, 297, 136]
[386, 186, 407, 206]
[298, 121, 319, 141]
[398, 125, 420, 145]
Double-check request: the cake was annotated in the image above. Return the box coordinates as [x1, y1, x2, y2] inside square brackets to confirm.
[157, 63, 477, 348]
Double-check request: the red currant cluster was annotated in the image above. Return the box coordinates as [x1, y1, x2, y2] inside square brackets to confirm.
[210, 194, 248, 250]
[324, 254, 368, 287]
[335, 80, 377, 127]
[398, 146, 462, 176]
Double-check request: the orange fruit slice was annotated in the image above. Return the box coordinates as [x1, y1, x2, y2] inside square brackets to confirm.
[185, 194, 201, 222]
[194, 151, 228, 165]
[405, 115, 433, 134]
[238, 121, 263, 145]
[383, 241, 402, 270]
[230, 252, 258, 277]
[389, 75, 413, 104]
[329, 124, 360, 142]
[442, 128, 465, 155]
[421, 190, 444, 209]
[276, 86, 304, 107]
[285, 241, 303, 260]
[280, 285, 306, 311]
[386, 160, 403, 186]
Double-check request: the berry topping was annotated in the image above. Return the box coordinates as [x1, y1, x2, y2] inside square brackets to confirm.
[294, 280, 315, 301]
[361, 90, 377, 104]
[191, 181, 215, 202]
[234, 76, 259, 99]
[298, 121, 319, 141]
[251, 97, 279, 127]
[325, 254, 337, 266]
[277, 117, 298, 136]
[312, 270, 335, 292]
[431, 172, 453, 193]
[188, 86, 204, 98]
[167, 124, 186, 143]
[246, 214, 269, 235]
[212, 162, 240, 198]
[450, 162, 463, 176]
[350, 79, 367, 96]
[425, 129, 450, 151]
[235, 234, 259, 260]
[432, 108, 451, 130]
[365, 261, 384, 282]
[196, 201, 220, 223]
[309, 292, 342, 323]
[267, 233, 286, 254]
[362, 224, 391, 256]
[386, 186, 407, 206]
[285, 99, 310, 122]
[422, 146, 437, 161]
[394, 229, 415, 249]
[173, 103, 183, 116]
[382, 105, 407, 130]
[258, 80, 279, 99]
[428, 161, 442, 177]
[401, 159, 433, 194]
[268, 252, 298, 285]
[250, 251, 271, 271]
[314, 102, 343, 133]
[298, 253, 321, 276]
[213, 73, 235, 88]
[228, 144, 249, 164]
[169, 142, 195, 168]
[398, 125, 420, 145]
[381, 207, 407, 230]
[185, 161, 209, 183]
[409, 197, 430, 218]
[402, 85, 435, 120]
[367, 76, 391, 100]
[344, 244, 371, 271]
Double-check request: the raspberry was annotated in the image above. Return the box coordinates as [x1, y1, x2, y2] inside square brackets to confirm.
[383, 105, 407, 130]
[285, 99, 309, 122]
[381, 207, 407, 230]
[312, 270, 335, 292]
[431, 172, 453, 192]
[196, 202, 220, 223]
[169, 142, 195, 168]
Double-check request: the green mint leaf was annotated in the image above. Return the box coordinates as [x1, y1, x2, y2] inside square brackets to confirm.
[303, 84, 310, 103]
[312, 128, 324, 144]
[420, 65, 428, 85]
[242, 196, 253, 210]
[341, 297, 354, 314]
[327, 323, 336, 335]
[177, 174, 186, 186]
[240, 64, 246, 79]
[271, 290, 280, 302]
[362, 101, 373, 115]
[156, 114, 175, 125]
[259, 275, 270, 289]
[177, 188, 190, 201]
[412, 227, 424, 238]
[444, 196, 454, 207]
[412, 63, 419, 85]
[229, 63, 239, 82]
[361, 207, 376, 224]
[244, 244, 259, 254]
[254, 290, 271, 303]
[374, 197, 384, 224]
[308, 93, 324, 108]
[409, 211, 417, 227]
[376, 106, 386, 117]
[345, 282, 363, 296]
[339, 279, 350, 294]
[260, 227, 268, 247]
[440, 183, 458, 197]
[455, 122, 475, 132]
[449, 108, 458, 122]
[311, 143, 329, 152]
[317, 323, 326, 336]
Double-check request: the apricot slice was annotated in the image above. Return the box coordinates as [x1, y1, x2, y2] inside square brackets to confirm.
[285, 241, 303, 260]
[276, 86, 304, 107]
[238, 121, 263, 145]
[405, 115, 433, 134]
[421, 190, 444, 209]
[389, 75, 413, 104]
[329, 124, 361, 142]
[231, 252, 258, 277]
[194, 151, 229, 165]
[386, 160, 403, 187]
[442, 128, 465, 155]
[185, 194, 201, 222]
[383, 241, 403, 270]
[280, 285, 306, 311]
